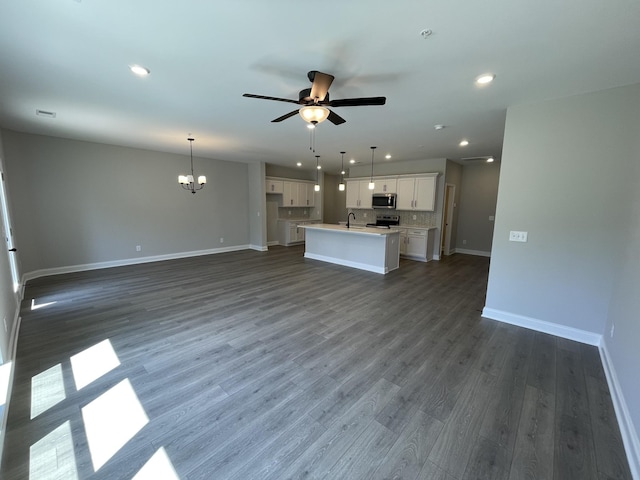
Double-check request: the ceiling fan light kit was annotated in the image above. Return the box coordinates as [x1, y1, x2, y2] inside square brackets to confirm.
[299, 105, 330, 124]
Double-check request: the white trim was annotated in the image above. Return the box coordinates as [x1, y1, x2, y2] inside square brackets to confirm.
[267, 241, 279, 247]
[456, 248, 491, 257]
[432, 254, 440, 260]
[0, 311, 22, 462]
[304, 252, 389, 274]
[600, 340, 640, 480]
[481, 307, 602, 346]
[22, 245, 252, 283]
[250, 244, 268, 252]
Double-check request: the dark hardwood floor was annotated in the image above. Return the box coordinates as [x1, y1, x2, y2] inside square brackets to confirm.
[1, 246, 632, 479]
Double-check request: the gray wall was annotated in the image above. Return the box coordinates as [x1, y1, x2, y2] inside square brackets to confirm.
[2, 130, 251, 275]
[248, 162, 267, 249]
[485, 83, 640, 460]
[265, 164, 315, 181]
[322, 173, 347, 224]
[456, 162, 500, 254]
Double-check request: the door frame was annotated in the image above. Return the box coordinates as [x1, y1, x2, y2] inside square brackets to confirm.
[441, 183, 456, 256]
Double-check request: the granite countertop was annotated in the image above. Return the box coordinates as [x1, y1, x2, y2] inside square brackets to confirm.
[300, 223, 401, 236]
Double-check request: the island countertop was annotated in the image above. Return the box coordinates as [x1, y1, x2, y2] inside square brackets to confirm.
[300, 223, 400, 236]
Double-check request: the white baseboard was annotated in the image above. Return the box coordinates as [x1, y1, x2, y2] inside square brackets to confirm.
[600, 340, 640, 480]
[250, 244, 268, 252]
[481, 307, 602, 346]
[456, 248, 491, 257]
[267, 241, 280, 247]
[22, 244, 252, 283]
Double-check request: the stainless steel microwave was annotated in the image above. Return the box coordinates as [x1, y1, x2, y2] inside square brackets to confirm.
[372, 193, 397, 209]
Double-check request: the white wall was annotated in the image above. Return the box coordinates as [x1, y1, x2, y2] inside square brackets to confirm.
[2, 130, 251, 276]
[485, 83, 640, 476]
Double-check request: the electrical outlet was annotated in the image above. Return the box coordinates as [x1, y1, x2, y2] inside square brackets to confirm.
[220, 237, 224, 243]
[413, 215, 417, 220]
[489, 215, 495, 221]
[364, 213, 367, 218]
[610, 324, 615, 338]
[509, 231, 528, 242]
[136, 245, 141, 252]
[463, 240, 467, 245]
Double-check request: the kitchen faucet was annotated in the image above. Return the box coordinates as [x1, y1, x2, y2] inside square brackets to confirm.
[347, 212, 355, 228]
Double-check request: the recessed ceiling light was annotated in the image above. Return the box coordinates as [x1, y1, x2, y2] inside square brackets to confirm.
[349, 159, 356, 164]
[459, 140, 469, 147]
[434, 124, 444, 130]
[307, 124, 315, 130]
[130, 65, 150, 76]
[317, 165, 322, 170]
[475, 73, 495, 85]
[486, 157, 494, 163]
[296, 162, 302, 167]
[385, 154, 391, 159]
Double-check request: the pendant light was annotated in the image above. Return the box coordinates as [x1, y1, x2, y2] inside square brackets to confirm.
[314, 155, 321, 192]
[338, 151, 346, 191]
[178, 137, 206, 194]
[368, 146, 377, 190]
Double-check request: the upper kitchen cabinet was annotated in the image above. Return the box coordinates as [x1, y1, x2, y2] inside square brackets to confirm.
[373, 178, 397, 194]
[282, 180, 315, 207]
[346, 179, 373, 209]
[266, 178, 284, 194]
[396, 174, 437, 211]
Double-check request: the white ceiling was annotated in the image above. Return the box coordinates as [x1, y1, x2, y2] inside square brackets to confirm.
[1, 0, 639, 174]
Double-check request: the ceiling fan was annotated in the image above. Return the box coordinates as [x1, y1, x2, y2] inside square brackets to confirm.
[242, 70, 386, 125]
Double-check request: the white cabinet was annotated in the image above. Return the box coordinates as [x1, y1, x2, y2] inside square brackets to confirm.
[282, 181, 315, 207]
[373, 178, 397, 194]
[397, 175, 436, 211]
[266, 179, 284, 194]
[398, 227, 436, 262]
[300, 183, 315, 207]
[346, 180, 373, 209]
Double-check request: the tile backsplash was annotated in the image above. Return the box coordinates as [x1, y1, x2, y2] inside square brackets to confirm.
[348, 209, 437, 227]
[278, 207, 313, 220]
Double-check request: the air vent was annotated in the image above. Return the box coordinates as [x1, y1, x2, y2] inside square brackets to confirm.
[36, 109, 56, 118]
[461, 156, 495, 163]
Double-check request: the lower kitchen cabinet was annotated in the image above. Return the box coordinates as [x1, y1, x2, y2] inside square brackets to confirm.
[278, 220, 319, 246]
[399, 227, 437, 262]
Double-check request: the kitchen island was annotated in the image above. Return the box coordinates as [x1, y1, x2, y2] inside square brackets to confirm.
[300, 223, 400, 274]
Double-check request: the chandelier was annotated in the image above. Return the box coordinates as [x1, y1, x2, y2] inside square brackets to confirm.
[178, 137, 206, 194]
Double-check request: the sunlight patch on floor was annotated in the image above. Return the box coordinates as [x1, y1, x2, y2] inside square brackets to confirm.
[29, 421, 78, 480]
[30, 363, 66, 419]
[133, 447, 181, 480]
[82, 378, 149, 472]
[70, 339, 120, 390]
[30, 298, 57, 311]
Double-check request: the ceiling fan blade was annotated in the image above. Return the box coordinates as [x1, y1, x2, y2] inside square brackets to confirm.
[327, 110, 346, 125]
[308, 71, 334, 102]
[271, 110, 300, 122]
[243, 93, 300, 104]
[328, 96, 387, 107]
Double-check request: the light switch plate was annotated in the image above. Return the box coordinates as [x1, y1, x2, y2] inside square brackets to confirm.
[509, 231, 528, 242]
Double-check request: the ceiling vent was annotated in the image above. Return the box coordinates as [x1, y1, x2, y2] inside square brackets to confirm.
[36, 109, 56, 118]
[461, 156, 495, 163]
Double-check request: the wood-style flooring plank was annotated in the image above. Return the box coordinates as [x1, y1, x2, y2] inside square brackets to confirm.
[0, 248, 632, 480]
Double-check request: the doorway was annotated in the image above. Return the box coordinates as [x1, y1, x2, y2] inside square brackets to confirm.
[441, 184, 455, 256]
